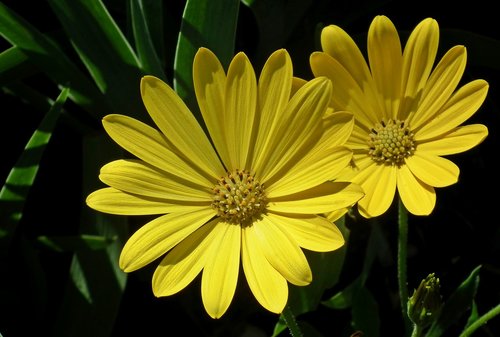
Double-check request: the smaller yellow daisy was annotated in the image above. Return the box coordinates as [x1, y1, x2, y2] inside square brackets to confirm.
[87, 47, 363, 318]
[309, 15, 489, 217]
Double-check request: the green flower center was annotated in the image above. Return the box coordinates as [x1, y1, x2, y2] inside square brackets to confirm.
[211, 169, 267, 225]
[368, 119, 415, 166]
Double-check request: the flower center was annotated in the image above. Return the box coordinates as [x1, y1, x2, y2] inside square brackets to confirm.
[368, 119, 415, 166]
[211, 169, 267, 225]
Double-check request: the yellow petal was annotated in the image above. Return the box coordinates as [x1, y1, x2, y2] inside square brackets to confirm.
[86, 187, 205, 215]
[193, 47, 231, 168]
[367, 15, 403, 119]
[254, 216, 311, 286]
[417, 124, 488, 155]
[119, 208, 215, 272]
[415, 80, 489, 141]
[310, 52, 378, 128]
[321, 24, 375, 98]
[399, 18, 439, 119]
[258, 77, 332, 183]
[410, 46, 467, 129]
[355, 163, 397, 218]
[242, 225, 288, 314]
[318, 112, 355, 150]
[99, 159, 211, 201]
[253, 49, 293, 174]
[140, 75, 225, 177]
[268, 181, 364, 214]
[397, 165, 436, 216]
[153, 218, 219, 297]
[202, 222, 241, 318]
[406, 153, 459, 187]
[225, 52, 257, 170]
[267, 146, 353, 198]
[266, 212, 344, 252]
[102, 114, 213, 186]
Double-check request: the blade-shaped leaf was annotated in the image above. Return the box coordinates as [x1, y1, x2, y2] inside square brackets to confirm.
[0, 46, 38, 86]
[129, 0, 166, 80]
[0, 3, 107, 117]
[426, 265, 482, 337]
[51, 133, 128, 337]
[352, 286, 380, 337]
[173, 0, 240, 120]
[0, 87, 69, 256]
[37, 234, 116, 252]
[47, 0, 146, 119]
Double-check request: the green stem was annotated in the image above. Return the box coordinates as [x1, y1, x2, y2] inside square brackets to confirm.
[459, 303, 500, 337]
[398, 197, 411, 336]
[410, 323, 423, 337]
[281, 305, 303, 337]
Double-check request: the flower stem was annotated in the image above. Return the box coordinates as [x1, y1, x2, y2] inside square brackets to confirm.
[281, 305, 303, 337]
[410, 323, 423, 337]
[398, 197, 411, 336]
[459, 303, 500, 337]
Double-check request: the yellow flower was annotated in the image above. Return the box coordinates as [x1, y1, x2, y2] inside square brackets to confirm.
[86, 47, 363, 318]
[309, 15, 489, 217]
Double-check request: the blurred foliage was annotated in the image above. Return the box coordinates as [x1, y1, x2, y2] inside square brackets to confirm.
[1, 0, 499, 336]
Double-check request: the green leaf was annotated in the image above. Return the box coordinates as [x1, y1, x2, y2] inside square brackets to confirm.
[352, 286, 380, 337]
[287, 217, 350, 316]
[173, 0, 240, 119]
[426, 265, 482, 337]
[321, 220, 383, 310]
[0, 3, 107, 117]
[37, 234, 116, 252]
[0, 46, 38, 85]
[129, 0, 166, 80]
[51, 133, 128, 337]
[0, 87, 69, 256]
[47, 0, 146, 119]
[322, 277, 362, 310]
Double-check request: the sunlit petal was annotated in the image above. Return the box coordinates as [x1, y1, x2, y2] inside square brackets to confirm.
[202, 222, 241, 318]
[141, 76, 225, 177]
[153, 218, 219, 296]
[397, 165, 436, 215]
[267, 212, 344, 252]
[406, 153, 459, 187]
[242, 225, 288, 314]
[119, 208, 215, 272]
[254, 216, 311, 286]
[99, 159, 211, 201]
[268, 182, 364, 214]
[417, 124, 488, 155]
[86, 187, 207, 215]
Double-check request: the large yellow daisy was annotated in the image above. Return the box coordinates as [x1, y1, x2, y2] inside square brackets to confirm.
[86, 47, 363, 318]
[309, 15, 489, 217]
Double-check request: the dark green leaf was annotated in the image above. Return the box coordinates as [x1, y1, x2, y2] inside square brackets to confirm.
[129, 0, 166, 80]
[51, 134, 128, 337]
[287, 218, 350, 316]
[173, 0, 240, 120]
[0, 46, 38, 86]
[0, 3, 107, 117]
[426, 265, 482, 337]
[352, 286, 380, 337]
[37, 234, 116, 252]
[0, 87, 69, 256]
[322, 277, 361, 310]
[47, 0, 146, 119]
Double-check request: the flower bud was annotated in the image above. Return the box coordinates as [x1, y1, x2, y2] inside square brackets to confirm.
[407, 273, 443, 328]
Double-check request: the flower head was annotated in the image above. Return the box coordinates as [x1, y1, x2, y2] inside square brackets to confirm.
[309, 15, 489, 217]
[86, 47, 363, 318]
